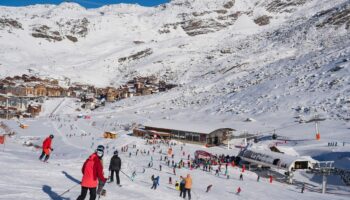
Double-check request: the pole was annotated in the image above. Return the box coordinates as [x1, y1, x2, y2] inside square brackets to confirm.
[322, 174, 327, 194]
[6, 95, 9, 120]
[59, 182, 80, 197]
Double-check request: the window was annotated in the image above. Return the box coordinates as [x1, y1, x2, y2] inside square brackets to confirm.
[192, 133, 200, 142]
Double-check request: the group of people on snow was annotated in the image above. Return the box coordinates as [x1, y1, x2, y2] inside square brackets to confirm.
[39, 135, 122, 200]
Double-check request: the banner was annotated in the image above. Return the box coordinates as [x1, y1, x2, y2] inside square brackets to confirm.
[0, 135, 5, 144]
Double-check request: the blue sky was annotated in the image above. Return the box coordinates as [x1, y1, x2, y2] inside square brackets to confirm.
[0, 0, 170, 8]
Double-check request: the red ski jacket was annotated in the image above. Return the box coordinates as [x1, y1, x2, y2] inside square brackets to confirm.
[42, 137, 52, 150]
[81, 153, 106, 188]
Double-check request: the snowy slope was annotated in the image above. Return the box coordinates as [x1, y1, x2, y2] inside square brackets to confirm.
[0, 107, 349, 200]
[0, 0, 349, 123]
[0, 1, 350, 198]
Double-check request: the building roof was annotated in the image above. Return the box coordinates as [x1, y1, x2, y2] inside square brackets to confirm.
[239, 145, 315, 170]
[144, 119, 235, 135]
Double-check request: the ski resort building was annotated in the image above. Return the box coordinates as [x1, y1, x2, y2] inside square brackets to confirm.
[134, 120, 235, 145]
[238, 146, 315, 172]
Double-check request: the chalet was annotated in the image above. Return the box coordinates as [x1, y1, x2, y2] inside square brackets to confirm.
[135, 82, 144, 94]
[25, 85, 35, 96]
[106, 87, 119, 102]
[135, 120, 235, 145]
[34, 84, 47, 96]
[47, 86, 63, 97]
[0, 106, 19, 119]
[27, 104, 42, 117]
[142, 87, 153, 95]
[120, 86, 130, 99]
[0, 96, 29, 112]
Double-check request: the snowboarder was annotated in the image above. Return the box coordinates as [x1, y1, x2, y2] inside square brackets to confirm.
[206, 184, 212, 192]
[151, 175, 160, 190]
[183, 174, 192, 200]
[109, 150, 121, 186]
[77, 146, 107, 200]
[39, 134, 54, 162]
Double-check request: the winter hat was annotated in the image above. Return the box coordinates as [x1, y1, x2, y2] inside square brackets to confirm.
[114, 150, 118, 155]
[49, 134, 54, 139]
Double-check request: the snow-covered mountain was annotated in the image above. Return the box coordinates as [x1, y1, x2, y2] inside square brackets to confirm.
[0, 0, 349, 122]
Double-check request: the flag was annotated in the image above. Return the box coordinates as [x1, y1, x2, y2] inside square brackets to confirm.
[0, 135, 5, 144]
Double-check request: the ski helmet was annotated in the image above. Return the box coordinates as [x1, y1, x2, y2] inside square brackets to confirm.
[97, 145, 105, 151]
[49, 134, 54, 139]
[96, 145, 105, 158]
[114, 150, 118, 155]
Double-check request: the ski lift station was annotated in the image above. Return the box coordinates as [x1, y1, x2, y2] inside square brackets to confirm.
[238, 145, 316, 172]
[134, 120, 235, 145]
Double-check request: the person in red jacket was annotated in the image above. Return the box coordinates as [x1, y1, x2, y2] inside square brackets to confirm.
[39, 135, 54, 162]
[77, 146, 107, 200]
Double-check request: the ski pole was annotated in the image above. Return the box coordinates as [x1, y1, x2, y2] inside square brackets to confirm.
[120, 170, 132, 180]
[59, 183, 80, 197]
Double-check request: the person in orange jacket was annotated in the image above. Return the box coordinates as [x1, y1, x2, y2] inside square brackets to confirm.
[39, 135, 54, 162]
[77, 146, 107, 200]
[183, 174, 192, 200]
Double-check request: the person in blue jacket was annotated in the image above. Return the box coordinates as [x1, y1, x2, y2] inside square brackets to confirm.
[151, 175, 160, 190]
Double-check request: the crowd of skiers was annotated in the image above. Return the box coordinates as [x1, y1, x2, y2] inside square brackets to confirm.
[37, 135, 315, 200]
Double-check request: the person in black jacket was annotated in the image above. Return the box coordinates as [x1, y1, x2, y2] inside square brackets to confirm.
[109, 150, 122, 185]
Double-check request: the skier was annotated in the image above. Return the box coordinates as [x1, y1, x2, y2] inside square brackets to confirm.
[151, 175, 160, 190]
[301, 183, 305, 193]
[239, 173, 243, 181]
[131, 171, 137, 181]
[206, 184, 212, 192]
[269, 175, 273, 183]
[77, 146, 107, 200]
[39, 134, 54, 162]
[179, 176, 185, 197]
[215, 169, 219, 176]
[109, 150, 121, 186]
[159, 164, 162, 171]
[173, 166, 176, 175]
[183, 174, 192, 200]
[257, 175, 260, 182]
[236, 187, 241, 195]
[169, 177, 173, 184]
